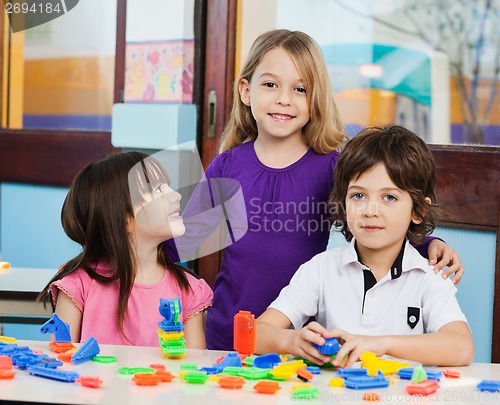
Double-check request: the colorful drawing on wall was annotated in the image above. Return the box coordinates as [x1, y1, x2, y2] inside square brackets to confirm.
[124, 40, 194, 103]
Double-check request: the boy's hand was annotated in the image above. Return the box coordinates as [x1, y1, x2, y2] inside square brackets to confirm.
[289, 322, 333, 365]
[428, 239, 464, 285]
[329, 329, 388, 368]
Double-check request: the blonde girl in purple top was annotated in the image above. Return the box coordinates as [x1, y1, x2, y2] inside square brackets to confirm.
[192, 29, 464, 350]
[38, 152, 213, 347]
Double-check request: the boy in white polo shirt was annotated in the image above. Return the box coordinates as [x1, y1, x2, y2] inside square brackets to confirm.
[256, 125, 474, 367]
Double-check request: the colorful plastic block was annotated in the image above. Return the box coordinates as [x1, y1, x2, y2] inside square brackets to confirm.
[397, 367, 442, 381]
[40, 314, 72, 343]
[291, 387, 320, 400]
[233, 310, 256, 356]
[329, 377, 344, 387]
[238, 367, 270, 380]
[443, 369, 461, 378]
[218, 376, 245, 389]
[337, 368, 368, 378]
[477, 380, 500, 393]
[75, 376, 103, 388]
[27, 365, 79, 382]
[132, 373, 161, 386]
[253, 380, 281, 394]
[405, 380, 440, 395]
[182, 371, 209, 384]
[344, 375, 390, 390]
[411, 365, 428, 382]
[71, 337, 100, 364]
[253, 353, 281, 369]
[297, 368, 314, 382]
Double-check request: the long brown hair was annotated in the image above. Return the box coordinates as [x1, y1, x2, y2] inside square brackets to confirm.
[38, 152, 193, 340]
[220, 29, 347, 153]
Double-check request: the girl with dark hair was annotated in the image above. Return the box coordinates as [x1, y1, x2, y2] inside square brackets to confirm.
[38, 152, 213, 347]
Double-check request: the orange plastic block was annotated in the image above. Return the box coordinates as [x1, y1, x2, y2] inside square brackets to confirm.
[0, 370, 16, 379]
[218, 376, 245, 389]
[132, 373, 162, 386]
[254, 380, 281, 394]
[75, 376, 103, 388]
[57, 348, 78, 362]
[233, 311, 256, 356]
[297, 368, 314, 382]
[49, 341, 76, 353]
[0, 356, 13, 370]
[155, 370, 176, 382]
[443, 369, 461, 378]
[149, 363, 166, 371]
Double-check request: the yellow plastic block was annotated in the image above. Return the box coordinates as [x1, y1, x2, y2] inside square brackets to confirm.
[329, 377, 344, 387]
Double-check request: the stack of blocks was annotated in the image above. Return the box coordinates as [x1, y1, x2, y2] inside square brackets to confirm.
[157, 297, 186, 359]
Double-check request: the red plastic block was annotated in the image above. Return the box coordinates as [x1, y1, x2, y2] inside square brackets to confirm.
[254, 380, 281, 394]
[0, 356, 13, 370]
[149, 363, 166, 371]
[75, 376, 103, 388]
[233, 311, 256, 356]
[443, 369, 461, 378]
[405, 380, 440, 395]
[49, 341, 76, 353]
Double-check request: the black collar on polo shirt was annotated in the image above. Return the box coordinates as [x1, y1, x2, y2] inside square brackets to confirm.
[357, 239, 406, 313]
[356, 239, 406, 291]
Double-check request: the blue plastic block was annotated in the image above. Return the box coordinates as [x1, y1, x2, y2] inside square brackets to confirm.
[27, 365, 80, 382]
[71, 336, 100, 365]
[312, 337, 340, 355]
[306, 366, 321, 375]
[253, 353, 282, 369]
[477, 380, 500, 393]
[344, 375, 390, 390]
[337, 368, 368, 378]
[199, 366, 219, 375]
[397, 367, 442, 381]
[39, 314, 71, 343]
[218, 352, 242, 369]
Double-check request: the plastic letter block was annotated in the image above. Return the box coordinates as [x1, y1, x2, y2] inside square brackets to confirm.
[71, 337, 100, 364]
[253, 353, 281, 369]
[253, 380, 281, 394]
[344, 375, 390, 390]
[405, 380, 440, 395]
[27, 365, 80, 382]
[477, 380, 500, 393]
[312, 337, 340, 355]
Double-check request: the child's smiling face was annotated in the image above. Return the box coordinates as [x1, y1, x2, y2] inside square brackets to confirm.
[346, 163, 422, 256]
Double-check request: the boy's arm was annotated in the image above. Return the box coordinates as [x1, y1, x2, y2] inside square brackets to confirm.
[256, 309, 332, 365]
[330, 320, 473, 368]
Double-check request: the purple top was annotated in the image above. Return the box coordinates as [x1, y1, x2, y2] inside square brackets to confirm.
[204, 140, 339, 349]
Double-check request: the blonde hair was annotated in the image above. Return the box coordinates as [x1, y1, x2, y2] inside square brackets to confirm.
[220, 29, 347, 154]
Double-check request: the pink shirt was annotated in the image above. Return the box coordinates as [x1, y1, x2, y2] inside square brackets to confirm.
[50, 263, 213, 346]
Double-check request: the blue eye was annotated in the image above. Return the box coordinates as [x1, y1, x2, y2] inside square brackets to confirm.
[384, 194, 397, 202]
[351, 193, 364, 200]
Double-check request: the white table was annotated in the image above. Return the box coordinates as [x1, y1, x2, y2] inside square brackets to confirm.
[0, 268, 56, 320]
[1, 340, 499, 404]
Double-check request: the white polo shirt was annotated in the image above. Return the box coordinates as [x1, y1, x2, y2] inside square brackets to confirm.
[269, 239, 467, 335]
